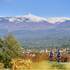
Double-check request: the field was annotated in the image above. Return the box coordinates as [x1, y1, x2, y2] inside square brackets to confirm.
[10, 60, 70, 70]
[29, 61, 70, 70]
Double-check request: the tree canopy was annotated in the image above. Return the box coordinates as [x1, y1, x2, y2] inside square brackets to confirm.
[0, 34, 23, 68]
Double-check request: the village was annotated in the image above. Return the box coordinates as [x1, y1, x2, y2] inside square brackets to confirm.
[22, 48, 70, 62]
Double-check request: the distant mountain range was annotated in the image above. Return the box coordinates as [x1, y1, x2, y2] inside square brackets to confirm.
[0, 13, 70, 48]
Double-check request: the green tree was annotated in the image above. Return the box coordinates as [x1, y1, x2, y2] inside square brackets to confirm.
[4, 34, 23, 58]
[0, 34, 23, 68]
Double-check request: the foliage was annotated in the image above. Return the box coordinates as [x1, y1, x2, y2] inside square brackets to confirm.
[0, 34, 23, 68]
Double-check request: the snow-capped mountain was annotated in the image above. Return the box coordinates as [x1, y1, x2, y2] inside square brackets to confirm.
[8, 14, 70, 24]
[0, 13, 70, 24]
[0, 13, 70, 31]
[5, 13, 48, 23]
[0, 14, 70, 48]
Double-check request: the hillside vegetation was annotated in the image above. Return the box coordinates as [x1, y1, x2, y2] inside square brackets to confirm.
[0, 34, 23, 68]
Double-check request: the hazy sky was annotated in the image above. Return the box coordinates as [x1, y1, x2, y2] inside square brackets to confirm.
[0, 0, 70, 17]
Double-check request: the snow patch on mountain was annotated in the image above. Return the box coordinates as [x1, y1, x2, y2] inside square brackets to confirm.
[47, 17, 70, 24]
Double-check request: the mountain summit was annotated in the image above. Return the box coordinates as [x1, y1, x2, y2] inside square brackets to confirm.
[7, 13, 48, 23]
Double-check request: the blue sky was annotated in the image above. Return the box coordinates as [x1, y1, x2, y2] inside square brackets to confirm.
[0, 0, 70, 17]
